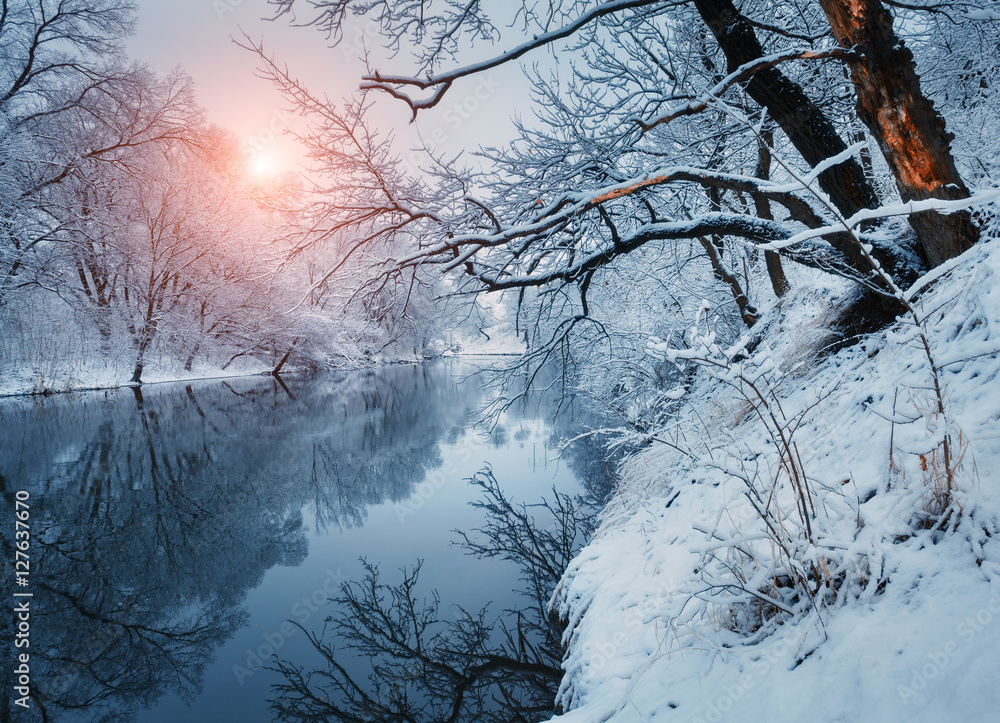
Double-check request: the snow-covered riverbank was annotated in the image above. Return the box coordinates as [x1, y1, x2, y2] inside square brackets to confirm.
[0, 347, 523, 399]
[0, 364, 273, 399]
[550, 233, 1000, 722]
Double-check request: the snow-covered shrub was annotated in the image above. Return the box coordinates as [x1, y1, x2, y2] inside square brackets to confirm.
[647, 302, 881, 637]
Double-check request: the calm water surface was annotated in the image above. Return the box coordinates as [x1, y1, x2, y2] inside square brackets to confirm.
[0, 361, 609, 722]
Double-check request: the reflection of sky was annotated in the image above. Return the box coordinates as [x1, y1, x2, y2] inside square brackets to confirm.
[135, 398, 578, 722]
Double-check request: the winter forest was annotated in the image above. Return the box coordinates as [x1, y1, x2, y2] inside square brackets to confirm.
[0, 0, 996, 388]
[3, 0, 1000, 721]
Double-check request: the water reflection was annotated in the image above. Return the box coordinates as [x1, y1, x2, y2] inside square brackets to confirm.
[267, 466, 587, 723]
[0, 362, 620, 722]
[0, 364, 490, 722]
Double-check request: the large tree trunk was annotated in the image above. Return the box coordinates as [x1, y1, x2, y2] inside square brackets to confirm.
[693, 0, 880, 221]
[130, 359, 144, 384]
[817, 0, 979, 267]
[131, 320, 155, 384]
[692, 0, 914, 291]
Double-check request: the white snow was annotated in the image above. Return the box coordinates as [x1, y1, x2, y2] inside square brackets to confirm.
[0, 356, 273, 398]
[549, 228, 1000, 722]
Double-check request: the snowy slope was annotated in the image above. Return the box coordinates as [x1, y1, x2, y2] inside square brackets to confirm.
[549, 231, 1000, 723]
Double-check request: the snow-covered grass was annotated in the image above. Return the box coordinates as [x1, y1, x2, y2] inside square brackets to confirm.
[0, 320, 273, 397]
[549, 232, 1000, 722]
[0, 298, 455, 396]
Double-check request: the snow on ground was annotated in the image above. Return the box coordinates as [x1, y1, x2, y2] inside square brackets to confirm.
[0, 358, 273, 398]
[549, 232, 1000, 722]
[444, 331, 526, 356]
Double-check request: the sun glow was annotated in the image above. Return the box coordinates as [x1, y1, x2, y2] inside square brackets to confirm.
[249, 153, 278, 178]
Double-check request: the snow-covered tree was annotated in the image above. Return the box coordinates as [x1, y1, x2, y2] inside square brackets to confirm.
[258, 0, 997, 413]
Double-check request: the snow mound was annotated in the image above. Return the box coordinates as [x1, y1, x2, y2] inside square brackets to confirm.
[550, 233, 1000, 723]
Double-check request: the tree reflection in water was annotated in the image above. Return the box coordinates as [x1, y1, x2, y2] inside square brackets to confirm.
[0, 364, 490, 722]
[268, 468, 591, 723]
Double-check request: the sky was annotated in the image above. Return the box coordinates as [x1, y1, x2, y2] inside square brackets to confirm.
[127, 0, 523, 177]
[127, 0, 349, 174]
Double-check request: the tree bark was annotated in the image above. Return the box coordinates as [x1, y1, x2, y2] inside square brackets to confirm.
[816, 0, 979, 267]
[693, 0, 880, 220]
[753, 129, 790, 298]
[272, 338, 299, 376]
[183, 343, 200, 372]
[699, 236, 760, 328]
[692, 0, 916, 294]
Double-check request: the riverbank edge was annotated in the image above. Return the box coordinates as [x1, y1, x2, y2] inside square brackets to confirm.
[0, 352, 525, 400]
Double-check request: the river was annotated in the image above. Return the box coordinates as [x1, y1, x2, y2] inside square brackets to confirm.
[0, 360, 612, 722]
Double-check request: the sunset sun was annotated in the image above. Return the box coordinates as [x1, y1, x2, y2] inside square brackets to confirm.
[249, 152, 278, 178]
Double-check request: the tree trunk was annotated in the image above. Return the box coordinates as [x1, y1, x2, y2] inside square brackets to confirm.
[692, 0, 918, 293]
[816, 0, 979, 267]
[699, 237, 760, 328]
[753, 129, 790, 298]
[694, 0, 880, 220]
[131, 326, 154, 384]
[272, 338, 300, 376]
[130, 359, 144, 384]
[184, 343, 200, 372]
